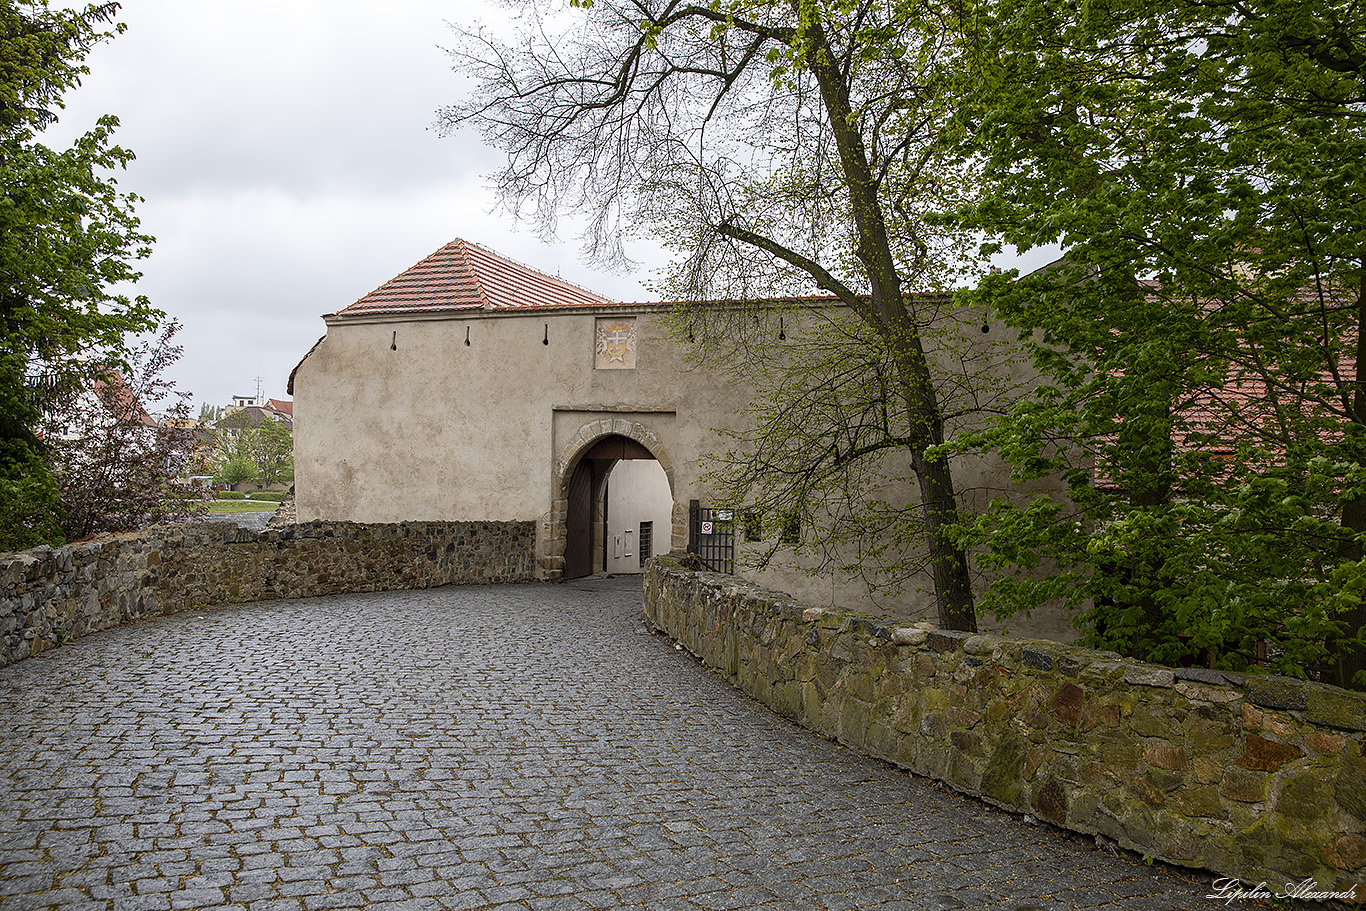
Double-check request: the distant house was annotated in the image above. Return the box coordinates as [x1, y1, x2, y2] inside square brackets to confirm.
[227, 395, 292, 421]
[262, 399, 293, 430]
[43, 370, 158, 443]
[219, 402, 293, 433]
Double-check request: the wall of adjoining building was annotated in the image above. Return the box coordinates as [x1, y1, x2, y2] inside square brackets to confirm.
[644, 554, 1366, 901]
[0, 520, 535, 668]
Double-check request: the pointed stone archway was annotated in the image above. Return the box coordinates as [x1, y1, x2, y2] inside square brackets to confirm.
[547, 419, 682, 580]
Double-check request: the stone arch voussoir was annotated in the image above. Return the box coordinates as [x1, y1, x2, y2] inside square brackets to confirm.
[555, 419, 673, 489]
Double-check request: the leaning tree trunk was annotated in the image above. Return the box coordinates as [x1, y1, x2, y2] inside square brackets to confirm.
[800, 11, 977, 632]
[912, 437, 979, 633]
[887, 319, 977, 633]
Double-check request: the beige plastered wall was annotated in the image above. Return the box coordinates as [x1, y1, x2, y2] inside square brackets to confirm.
[294, 306, 745, 580]
[293, 303, 1075, 641]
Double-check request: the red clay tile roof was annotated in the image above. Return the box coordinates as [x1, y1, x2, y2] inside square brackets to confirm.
[91, 372, 158, 428]
[337, 238, 635, 317]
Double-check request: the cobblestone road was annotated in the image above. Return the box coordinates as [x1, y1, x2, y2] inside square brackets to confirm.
[1, 578, 1259, 911]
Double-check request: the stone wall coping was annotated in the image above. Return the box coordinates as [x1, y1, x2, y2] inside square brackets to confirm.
[648, 553, 1363, 725]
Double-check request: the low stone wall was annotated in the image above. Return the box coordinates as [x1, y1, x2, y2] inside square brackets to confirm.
[644, 554, 1366, 903]
[1, 520, 535, 667]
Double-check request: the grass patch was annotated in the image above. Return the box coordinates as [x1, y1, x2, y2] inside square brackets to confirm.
[207, 500, 278, 514]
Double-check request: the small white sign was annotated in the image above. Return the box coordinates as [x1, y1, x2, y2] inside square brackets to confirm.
[700, 521, 713, 534]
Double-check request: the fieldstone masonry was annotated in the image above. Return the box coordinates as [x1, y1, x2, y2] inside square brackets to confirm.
[0, 519, 535, 667]
[644, 553, 1366, 903]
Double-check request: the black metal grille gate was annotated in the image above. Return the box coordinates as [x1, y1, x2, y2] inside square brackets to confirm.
[688, 500, 735, 574]
[638, 521, 653, 568]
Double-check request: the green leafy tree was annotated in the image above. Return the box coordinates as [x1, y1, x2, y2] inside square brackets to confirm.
[443, 0, 987, 630]
[951, 0, 1366, 686]
[0, 1, 157, 551]
[217, 457, 256, 489]
[248, 416, 293, 487]
[211, 410, 257, 488]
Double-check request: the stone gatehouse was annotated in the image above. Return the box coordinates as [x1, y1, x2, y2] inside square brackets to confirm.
[289, 238, 1066, 635]
[289, 239, 741, 581]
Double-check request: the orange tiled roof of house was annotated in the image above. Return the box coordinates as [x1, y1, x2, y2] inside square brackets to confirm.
[91, 372, 158, 428]
[266, 398, 293, 417]
[337, 239, 642, 317]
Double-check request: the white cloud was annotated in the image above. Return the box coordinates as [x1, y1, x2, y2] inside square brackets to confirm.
[45, 0, 663, 409]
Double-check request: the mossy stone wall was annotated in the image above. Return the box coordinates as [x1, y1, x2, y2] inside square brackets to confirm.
[644, 554, 1366, 902]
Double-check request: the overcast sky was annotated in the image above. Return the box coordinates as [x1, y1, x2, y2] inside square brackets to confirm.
[49, 1, 1051, 415]
[46, 0, 663, 412]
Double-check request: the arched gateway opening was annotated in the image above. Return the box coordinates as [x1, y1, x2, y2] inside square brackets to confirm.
[561, 433, 673, 580]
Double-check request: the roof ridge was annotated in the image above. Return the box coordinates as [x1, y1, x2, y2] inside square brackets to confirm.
[455, 238, 495, 311]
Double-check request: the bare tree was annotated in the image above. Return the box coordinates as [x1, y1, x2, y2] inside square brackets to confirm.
[441, 0, 983, 630]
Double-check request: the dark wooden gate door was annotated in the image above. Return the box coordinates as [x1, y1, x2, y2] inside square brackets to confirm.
[564, 460, 593, 579]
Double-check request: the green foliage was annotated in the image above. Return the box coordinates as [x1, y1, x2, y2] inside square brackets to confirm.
[216, 491, 247, 501]
[0, 345, 60, 551]
[0, 1, 160, 549]
[217, 458, 256, 488]
[246, 491, 286, 502]
[209, 412, 293, 489]
[950, 0, 1366, 687]
[0, 449, 61, 552]
[249, 417, 293, 487]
